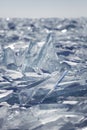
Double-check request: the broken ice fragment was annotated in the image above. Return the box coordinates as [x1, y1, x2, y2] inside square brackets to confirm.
[22, 33, 59, 73]
[36, 33, 59, 72]
[8, 22, 16, 30]
[0, 90, 13, 102]
[40, 70, 68, 103]
[54, 70, 68, 89]
[4, 48, 16, 69]
[18, 69, 68, 106]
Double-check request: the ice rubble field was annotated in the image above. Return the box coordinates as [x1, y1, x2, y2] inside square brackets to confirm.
[0, 18, 87, 130]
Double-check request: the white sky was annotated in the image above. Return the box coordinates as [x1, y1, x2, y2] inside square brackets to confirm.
[0, 0, 87, 18]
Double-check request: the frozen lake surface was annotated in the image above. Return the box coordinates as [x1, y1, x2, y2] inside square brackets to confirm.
[0, 18, 87, 130]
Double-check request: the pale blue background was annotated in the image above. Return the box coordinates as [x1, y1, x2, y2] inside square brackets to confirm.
[0, 0, 87, 18]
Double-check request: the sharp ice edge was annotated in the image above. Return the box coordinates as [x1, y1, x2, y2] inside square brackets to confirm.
[0, 18, 87, 130]
[40, 70, 68, 103]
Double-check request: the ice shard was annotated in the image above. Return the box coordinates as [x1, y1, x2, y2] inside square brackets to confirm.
[36, 33, 60, 73]
[18, 69, 69, 106]
[4, 47, 16, 69]
[23, 33, 59, 73]
[0, 90, 13, 102]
